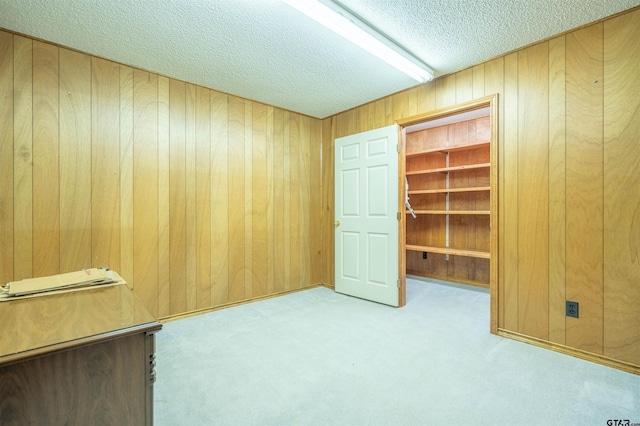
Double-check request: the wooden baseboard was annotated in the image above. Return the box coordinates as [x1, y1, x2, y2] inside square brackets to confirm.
[159, 284, 322, 323]
[498, 329, 640, 375]
[321, 281, 335, 289]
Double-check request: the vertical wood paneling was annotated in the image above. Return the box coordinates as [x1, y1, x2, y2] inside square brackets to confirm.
[169, 79, 187, 315]
[310, 118, 323, 284]
[435, 74, 456, 109]
[357, 102, 374, 133]
[416, 84, 436, 116]
[133, 69, 159, 317]
[244, 101, 253, 298]
[211, 91, 230, 306]
[32, 41, 59, 277]
[157, 75, 171, 317]
[566, 24, 604, 353]
[0, 32, 13, 284]
[59, 48, 91, 272]
[455, 68, 473, 103]
[290, 113, 301, 289]
[517, 43, 549, 340]
[392, 90, 410, 120]
[472, 64, 485, 99]
[483, 56, 503, 332]
[185, 83, 197, 312]
[252, 102, 268, 297]
[13, 36, 32, 281]
[321, 117, 334, 286]
[283, 111, 291, 290]
[119, 65, 134, 288]
[3, 31, 323, 322]
[273, 108, 286, 292]
[299, 115, 312, 286]
[91, 58, 120, 271]
[548, 36, 567, 344]
[266, 106, 275, 294]
[603, 9, 640, 365]
[503, 52, 519, 331]
[195, 86, 211, 309]
[228, 96, 245, 301]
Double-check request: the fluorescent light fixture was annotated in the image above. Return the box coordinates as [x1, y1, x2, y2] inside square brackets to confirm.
[282, 0, 433, 83]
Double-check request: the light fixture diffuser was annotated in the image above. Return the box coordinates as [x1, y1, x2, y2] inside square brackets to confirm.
[282, 0, 433, 82]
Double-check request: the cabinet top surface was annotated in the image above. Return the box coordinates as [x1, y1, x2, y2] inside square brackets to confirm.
[0, 284, 160, 363]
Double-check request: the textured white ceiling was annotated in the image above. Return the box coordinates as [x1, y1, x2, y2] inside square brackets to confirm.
[1, 0, 639, 118]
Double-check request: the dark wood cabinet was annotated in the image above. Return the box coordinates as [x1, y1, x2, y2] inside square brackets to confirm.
[0, 284, 161, 425]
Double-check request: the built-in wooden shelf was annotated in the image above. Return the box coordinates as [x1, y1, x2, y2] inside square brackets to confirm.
[406, 210, 490, 215]
[405, 140, 490, 158]
[406, 162, 490, 176]
[406, 244, 490, 259]
[408, 186, 490, 195]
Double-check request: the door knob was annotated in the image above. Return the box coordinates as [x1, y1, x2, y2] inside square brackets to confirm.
[334, 220, 340, 228]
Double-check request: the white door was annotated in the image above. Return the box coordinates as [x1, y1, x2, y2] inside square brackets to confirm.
[335, 125, 399, 306]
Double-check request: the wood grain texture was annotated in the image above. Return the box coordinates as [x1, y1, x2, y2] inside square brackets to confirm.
[404, 114, 491, 287]
[517, 42, 549, 340]
[211, 91, 230, 306]
[59, 48, 91, 272]
[321, 117, 334, 286]
[0, 285, 159, 426]
[456, 68, 473, 103]
[283, 111, 292, 290]
[32, 41, 59, 277]
[3, 31, 322, 324]
[133, 69, 159, 317]
[0, 334, 147, 426]
[299, 115, 313, 287]
[472, 64, 485, 99]
[483, 57, 504, 330]
[323, 7, 640, 371]
[290, 113, 301, 289]
[502, 52, 519, 331]
[169, 79, 187, 315]
[119, 65, 134, 289]
[566, 23, 603, 354]
[0, 32, 14, 285]
[195, 86, 212, 309]
[91, 58, 120, 272]
[157, 75, 171, 318]
[435, 74, 456, 109]
[266, 106, 275, 294]
[228, 96, 246, 301]
[273, 109, 286, 291]
[185, 84, 197, 312]
[547, 36, 567, 345]
[310, 118, 323, 285]
[244, 101, 253, 298]
[603, 8, 640, 366]
[12, 36, 33, 281]
[252, 102, 268, 297]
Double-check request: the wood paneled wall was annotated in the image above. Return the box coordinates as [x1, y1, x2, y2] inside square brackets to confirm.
[0, 30, 322, 319]
[322, 8, 640, 368]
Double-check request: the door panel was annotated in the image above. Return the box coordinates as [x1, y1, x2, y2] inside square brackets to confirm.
[335, 125, 399, 306]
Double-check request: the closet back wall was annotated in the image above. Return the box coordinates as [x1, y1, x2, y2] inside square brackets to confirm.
[0, 30, 323, 319]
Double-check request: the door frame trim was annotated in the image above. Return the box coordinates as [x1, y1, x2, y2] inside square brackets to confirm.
[395, 94, 499, 333]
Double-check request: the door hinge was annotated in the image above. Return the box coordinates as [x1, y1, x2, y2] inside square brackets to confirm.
[396, 143, 401, 153]
[397, 279, 401, 288]
[397, 211, 401, 220]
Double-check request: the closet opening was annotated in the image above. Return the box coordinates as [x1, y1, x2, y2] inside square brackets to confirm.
[397, 95, 498, 333]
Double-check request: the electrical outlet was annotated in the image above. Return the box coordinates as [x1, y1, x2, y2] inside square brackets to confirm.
[566, 301, 579, 318]
[422, 252, 427, 259]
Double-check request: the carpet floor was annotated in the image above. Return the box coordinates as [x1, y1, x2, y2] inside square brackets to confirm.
[154, 278, 640, 425]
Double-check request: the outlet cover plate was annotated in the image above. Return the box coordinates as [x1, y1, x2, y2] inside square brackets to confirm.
[566, 301, 579, 318]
